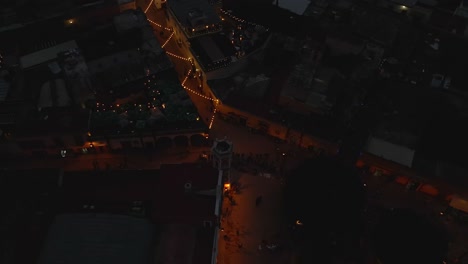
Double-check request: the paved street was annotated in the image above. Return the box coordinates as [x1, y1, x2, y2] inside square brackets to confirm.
[140, 0, 216, 126]
[218, 169, 291, 264]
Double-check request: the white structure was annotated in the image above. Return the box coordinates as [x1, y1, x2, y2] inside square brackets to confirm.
[365, 137, 415, 168]
[211, 138, 233, 264]
[211, 138, 233, 173]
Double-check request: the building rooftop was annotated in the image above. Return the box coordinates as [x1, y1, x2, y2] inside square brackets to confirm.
[365, 136, 415, 168]
[90, 69, 206, 136]
[168, 0, 220, 29]
[113, 9, 149, 33]
[37, 213, 154, 264]
[76, 25, 142, 61]
[156, 224, 214, 264]
[155, 163, 218, 224]
[189, 33, 236, 71]
[20, 40, 79, 69]
[353, 6, 400, 47]
[60, 166, 217, 264]
[278, 0, 312, 15]
[281, 66, 339, 111]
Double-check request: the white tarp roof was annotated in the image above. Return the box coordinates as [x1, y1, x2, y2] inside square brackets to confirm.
[20, 40, 78, 69]
[450, 195, 468, 213]
[365, 137, 415, 168]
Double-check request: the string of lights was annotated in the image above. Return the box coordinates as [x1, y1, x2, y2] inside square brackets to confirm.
[147, 18, 162, 28]
[166, 51, 191, 61]
[144, 0, 154, 14]
[147, 19, 172, 31]
[219, 9, 268, 30]
[208, 101, 219, 129]
[161, 32, 174, 48]
[182, 85, 216, 101]
[181, 69, 191, 86]
[143, 7, 219, 129]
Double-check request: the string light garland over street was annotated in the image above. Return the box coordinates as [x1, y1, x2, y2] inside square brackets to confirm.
[161, 32, 174, 48]
[166, 51, 191, 61]
[147, 19, 172, 31]
[144, 0, 154, 14]
[142, 0, 219, 129]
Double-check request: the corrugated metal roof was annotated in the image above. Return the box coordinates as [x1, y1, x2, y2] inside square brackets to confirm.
[20, 40, 78, 69]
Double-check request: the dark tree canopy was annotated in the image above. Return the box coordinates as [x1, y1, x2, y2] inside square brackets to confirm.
[373, 209, 448, 264]
[284, 157, 366, 262]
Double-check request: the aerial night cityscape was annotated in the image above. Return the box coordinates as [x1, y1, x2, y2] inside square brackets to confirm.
[1, 0, 468, 263]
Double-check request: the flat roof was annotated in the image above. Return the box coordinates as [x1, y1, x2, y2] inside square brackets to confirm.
[38, 213, 154, 264]
[365, 137, 415, 168]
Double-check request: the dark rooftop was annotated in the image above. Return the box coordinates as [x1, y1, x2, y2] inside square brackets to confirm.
[168, 0, 220, 28]
[189, 33, 236, 70]
[76, 26, 143, 61]
[37, 214, 154, 264]
[222, 0, 323, 37]
[155, 163, 218, 224]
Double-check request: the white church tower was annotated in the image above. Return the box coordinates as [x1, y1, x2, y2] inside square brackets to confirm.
[211, 138, 233, 183]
